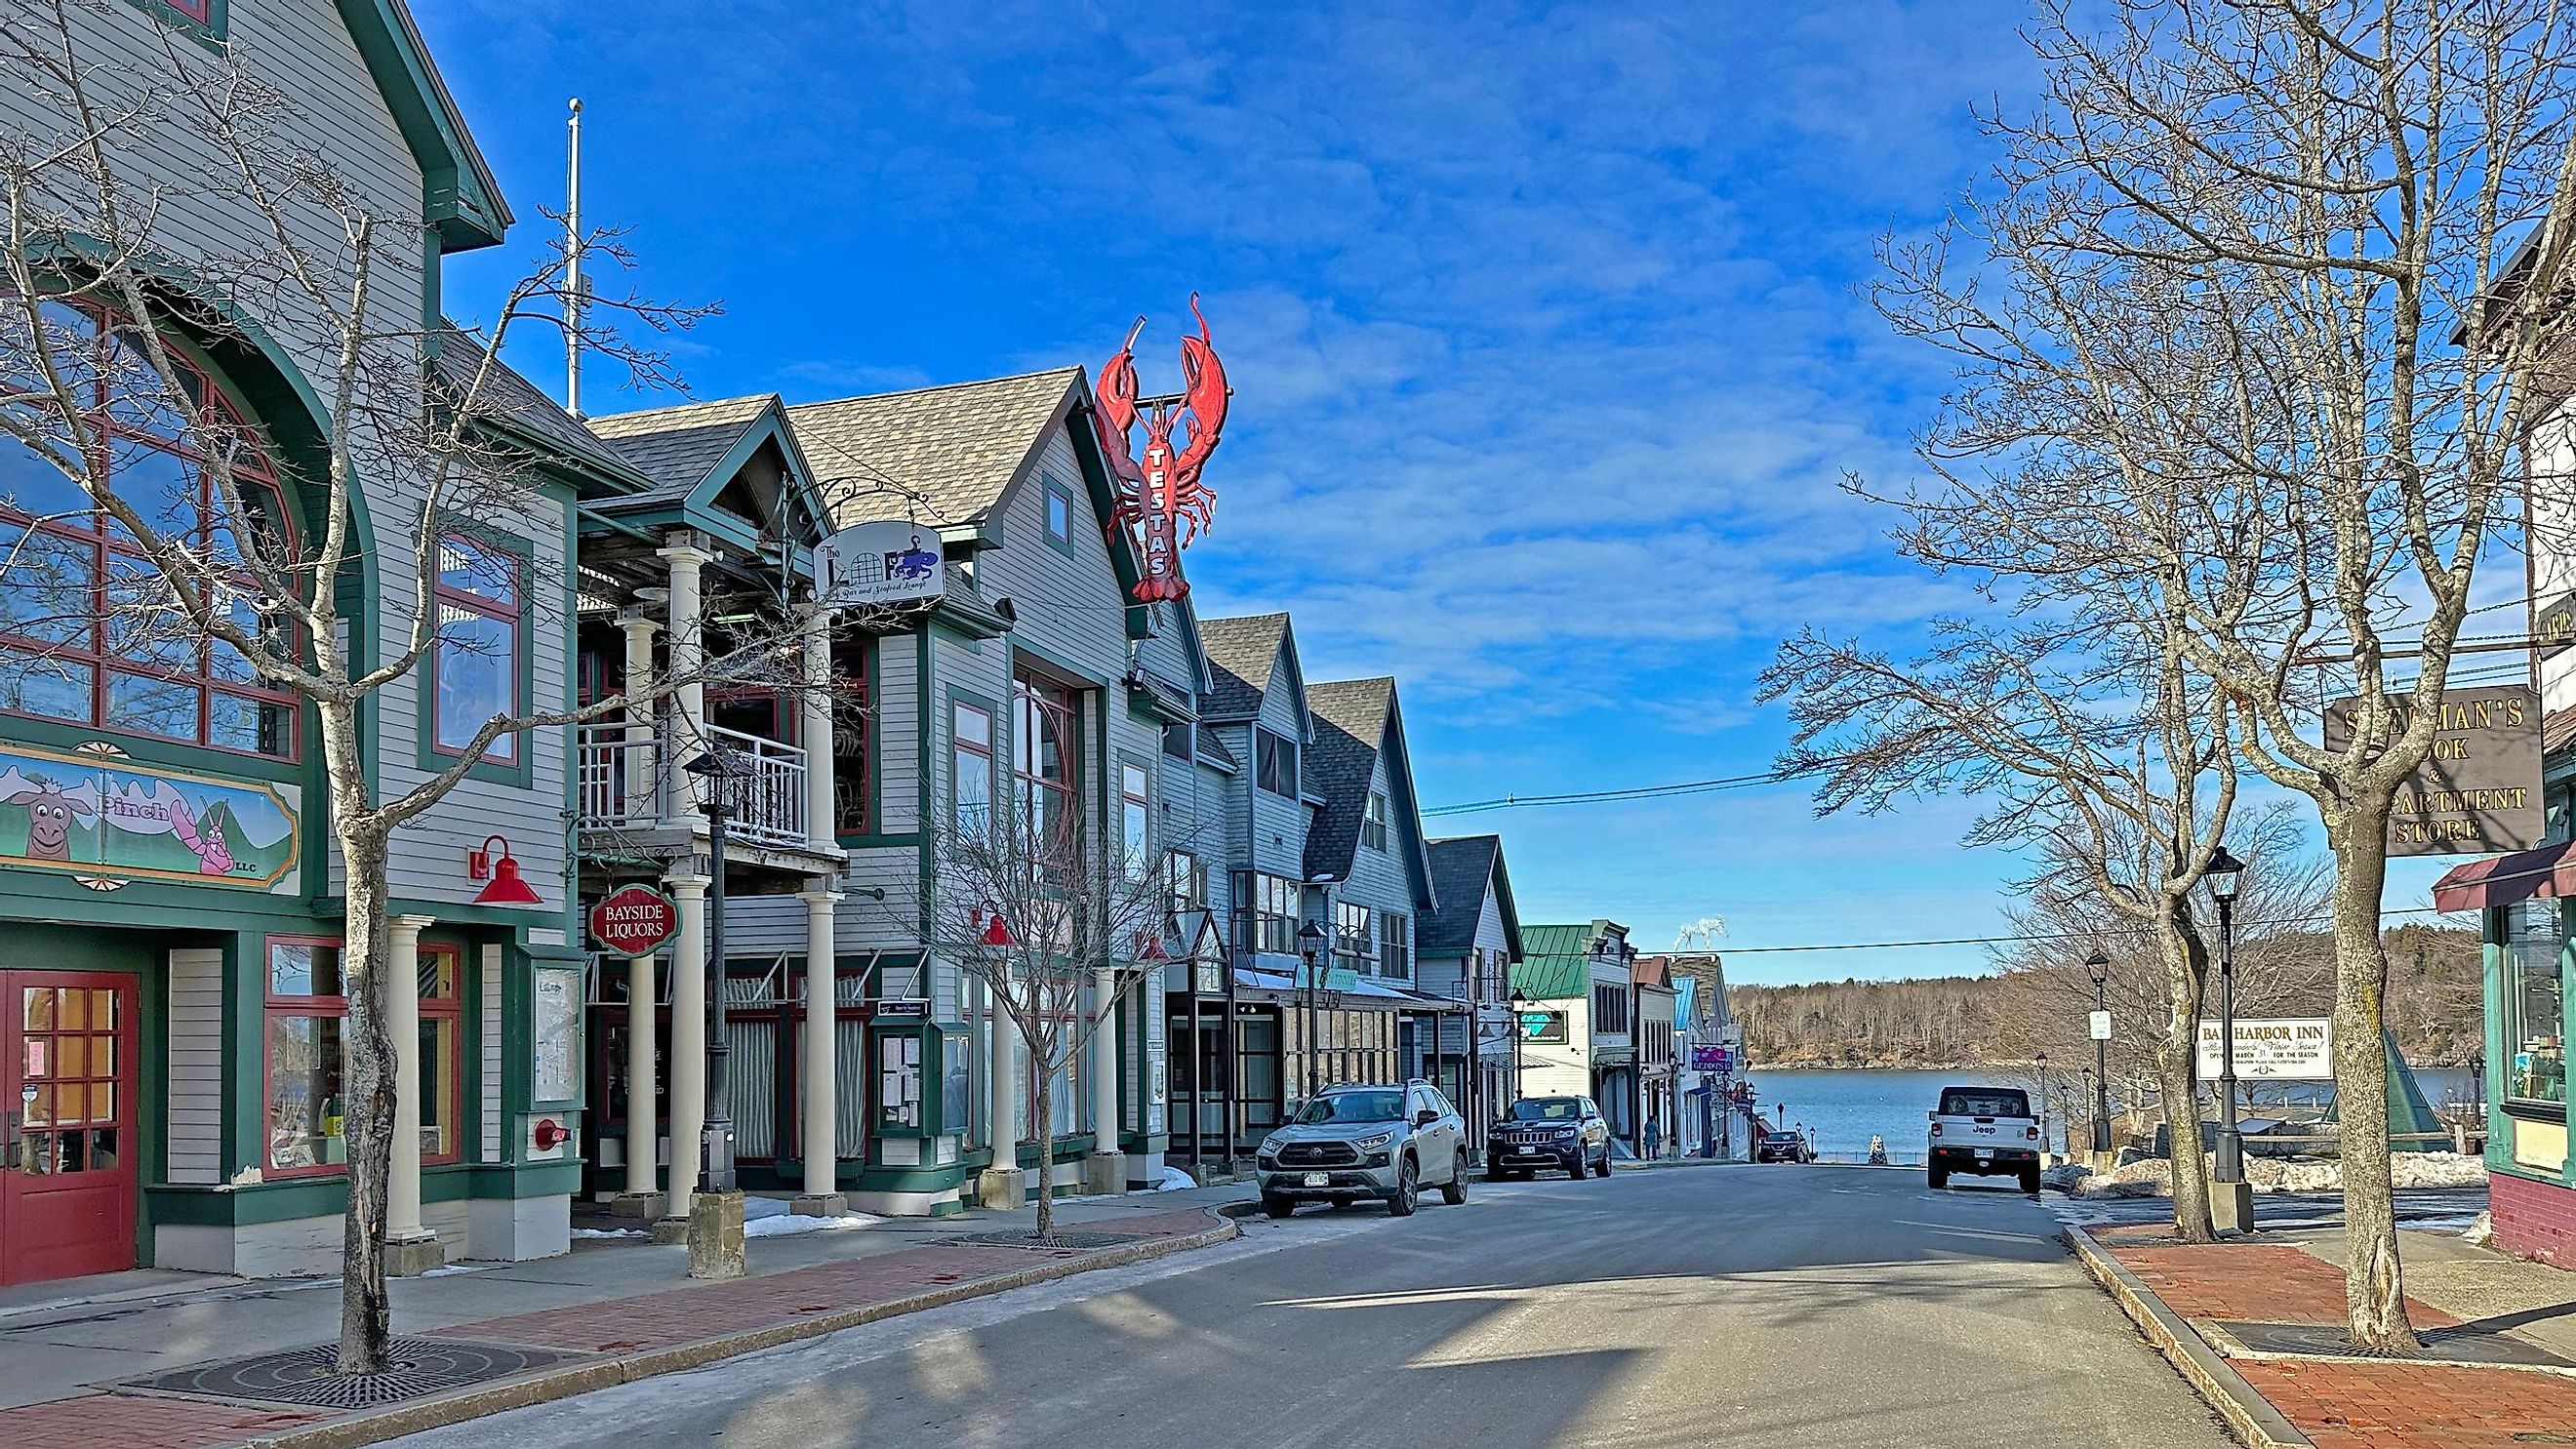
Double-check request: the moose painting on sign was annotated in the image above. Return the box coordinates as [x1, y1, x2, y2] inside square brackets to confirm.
[0, 742, 298, 891]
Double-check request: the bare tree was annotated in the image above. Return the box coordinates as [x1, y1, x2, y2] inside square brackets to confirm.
[0, 3, 801, 1372]
[1858, 0, 2576, 1348]
[926, 800, 1171, 1240]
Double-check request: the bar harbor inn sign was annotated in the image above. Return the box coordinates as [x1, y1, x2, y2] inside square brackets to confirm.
[2323, 685, 2542, 856]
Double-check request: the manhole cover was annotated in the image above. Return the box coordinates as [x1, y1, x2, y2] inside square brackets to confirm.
[952, 1229, 1128, 1252]
[2213, 1320, 2574, 1369]
[122, 1337, 586, 1410]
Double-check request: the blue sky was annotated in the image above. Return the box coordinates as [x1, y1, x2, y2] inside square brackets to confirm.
[423, 1, 2458, 983]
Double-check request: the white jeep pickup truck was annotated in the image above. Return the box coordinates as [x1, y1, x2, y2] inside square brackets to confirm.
[1926, 1085, 2042, 1194]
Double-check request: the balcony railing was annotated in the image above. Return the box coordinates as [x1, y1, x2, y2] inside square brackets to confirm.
[576, 719, 812, 849]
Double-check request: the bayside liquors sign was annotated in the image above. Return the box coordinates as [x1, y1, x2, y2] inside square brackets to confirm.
[2323, 685, 2540, 856]
[588, 884, 680, 956]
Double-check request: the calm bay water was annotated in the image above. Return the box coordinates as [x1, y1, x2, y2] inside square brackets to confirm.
[1745, 1066, 2481, 1161]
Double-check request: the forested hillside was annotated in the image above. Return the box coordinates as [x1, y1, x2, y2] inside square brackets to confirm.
[1727, 922, 2480, 1068]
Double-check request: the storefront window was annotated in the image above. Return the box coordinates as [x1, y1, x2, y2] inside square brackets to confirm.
[264, 938, 463, 1175]
[2504, 900, 2566, 1106]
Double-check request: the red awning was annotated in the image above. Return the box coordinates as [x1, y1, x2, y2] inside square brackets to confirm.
[2432, 838, 2576, 913]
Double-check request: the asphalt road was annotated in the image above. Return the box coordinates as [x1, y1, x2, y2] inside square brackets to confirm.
[400, 1163, 2232, 1448]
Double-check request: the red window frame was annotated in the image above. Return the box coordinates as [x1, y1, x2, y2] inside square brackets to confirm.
[0, 298, 302, 758]
[168, 1, 214, 20]
[261, 935, 463, 1179]
[429, 533, 522, 765]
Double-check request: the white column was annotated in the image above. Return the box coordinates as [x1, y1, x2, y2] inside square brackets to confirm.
[801, 605, 836, 852]
[659, 538, 712, 792]
[801, 888, 843, 1201]
[988, 967, 1018, 1174]
[1092, 968, 1121, 1154]
[664, 871, 709, 1221]
[618, 612, 660, 825]
[624, 951, 658, 1198]
[384, 914, 437, 1244]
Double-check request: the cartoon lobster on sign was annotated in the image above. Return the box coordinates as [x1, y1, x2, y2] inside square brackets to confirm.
[1093, 296, 1229, 603]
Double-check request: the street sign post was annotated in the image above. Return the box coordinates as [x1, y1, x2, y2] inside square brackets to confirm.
[2088, 1010, 2113, 1042]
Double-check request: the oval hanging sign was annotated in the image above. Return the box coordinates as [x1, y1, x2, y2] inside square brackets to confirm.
[588, 883, 679, 955]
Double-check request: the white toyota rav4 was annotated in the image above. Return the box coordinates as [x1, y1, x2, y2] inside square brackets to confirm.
[1926, 1085, 2043, 1194]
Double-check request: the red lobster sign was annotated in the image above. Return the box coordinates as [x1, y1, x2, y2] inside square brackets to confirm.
[1093, 297, 1229, 602]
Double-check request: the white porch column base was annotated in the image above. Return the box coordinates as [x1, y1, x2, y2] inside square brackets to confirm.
[798, 887, 843, 1212]
[979, 975, 1023, 1210]
[1087, 967, 1124, 1194]
[622, 949, 659, 1202]
[384, 914, 443, 1274]
[663, 872, 710, 1225]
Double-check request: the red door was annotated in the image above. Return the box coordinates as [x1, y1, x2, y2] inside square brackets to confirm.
[2, 973, 139, 1285]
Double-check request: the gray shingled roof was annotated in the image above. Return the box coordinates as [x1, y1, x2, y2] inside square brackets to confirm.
[429, 326, 643, 485]
[1422, 835, 1500, 952]
[785, 368, 1081, 529]
[585, 394, 777, 505]
[1198, 613, 1289, 720]
[1303, 677, 1395, 883]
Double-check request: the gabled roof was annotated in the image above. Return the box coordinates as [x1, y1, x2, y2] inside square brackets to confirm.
[1304, 678, 1400, 885]
[1422, 834, 1521, 958]
[346, 1, 511, 251]
[428, 326, 651, 489]
[1513, 920, 1630, 1001]
[1513, 924, 1596, 1000]
[785, 368, 1084, 530]
[586, 394, 778, 503]
[1199, 613, 1292, 721]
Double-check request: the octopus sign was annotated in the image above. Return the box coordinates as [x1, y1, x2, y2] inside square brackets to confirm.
[1093, 298, 1230, 603]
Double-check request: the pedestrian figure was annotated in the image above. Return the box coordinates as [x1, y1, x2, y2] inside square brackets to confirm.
[1644, 1116, 1662, 1159]
[1868, 1134, 1888, 1165]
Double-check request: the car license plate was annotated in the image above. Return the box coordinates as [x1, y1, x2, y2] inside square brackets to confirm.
[1302, 1172, 1329, 1187]
[1975, 1149, 1992, 1160]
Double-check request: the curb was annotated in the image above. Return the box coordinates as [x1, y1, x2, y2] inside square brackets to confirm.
[2063, 1227, 2313, 1449]
[244, 1210, 1239, 1449]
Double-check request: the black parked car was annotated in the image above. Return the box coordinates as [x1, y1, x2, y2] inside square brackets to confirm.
[1487, 1096, 1612, 1180]
[1754, 1130, 1812, 1163]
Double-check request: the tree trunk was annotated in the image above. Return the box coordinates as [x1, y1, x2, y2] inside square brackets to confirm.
[2160, 928, 2215, 1244]
[2331, 818, 2416, 1352]
[1032, 1063, 1056, 1241]
[323, 704, 395, 1374]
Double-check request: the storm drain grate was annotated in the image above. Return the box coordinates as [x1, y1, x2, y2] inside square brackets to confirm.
[951, 1229, 1129, 1252]
[120, 1336, 586, 1410]
[2212, 1320, 2574, 1370]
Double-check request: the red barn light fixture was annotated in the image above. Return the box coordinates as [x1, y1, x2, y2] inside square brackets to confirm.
[467, 833, 544, 906]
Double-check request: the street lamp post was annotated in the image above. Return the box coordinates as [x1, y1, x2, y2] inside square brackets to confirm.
[2087, 950, 2114, 1158]
[2035, 1050, 2050, 1167]
[2204, 845, 2254, 1232]
[1297, 920, 1326, 1103]
[680, 749, 739, 1196]
[1508, 988, 1529, 1104]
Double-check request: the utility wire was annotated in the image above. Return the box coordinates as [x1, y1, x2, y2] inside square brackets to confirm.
[1724, 901, 2469, 956]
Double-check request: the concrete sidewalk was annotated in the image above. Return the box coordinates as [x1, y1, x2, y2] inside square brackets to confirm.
[0, 1185, 1251, 1449]
[2069, 1220, 2576, 1447]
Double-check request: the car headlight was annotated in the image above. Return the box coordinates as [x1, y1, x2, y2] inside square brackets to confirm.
[1355, 1132, 1395, 1150]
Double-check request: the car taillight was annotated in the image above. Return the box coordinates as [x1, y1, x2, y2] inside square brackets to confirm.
[2027, 1126, 2040, 1140]
[1930, 1123, 1943, 1137]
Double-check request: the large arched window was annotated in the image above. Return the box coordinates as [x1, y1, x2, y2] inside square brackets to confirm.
[0, 299, 301, 758]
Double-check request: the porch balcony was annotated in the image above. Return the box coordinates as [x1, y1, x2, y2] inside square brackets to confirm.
[577, 719, 819, 852]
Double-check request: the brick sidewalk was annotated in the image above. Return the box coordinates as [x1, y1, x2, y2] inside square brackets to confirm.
[2078, 1231, 2576, 1448]
[0, 1206, 1233, 1449]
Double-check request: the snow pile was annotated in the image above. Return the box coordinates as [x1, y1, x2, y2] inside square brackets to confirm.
[740, 1195, 887, 1238]
[2461, 1211, 2496, 1247]
[1154, 1165, 1196, 1192]
[572, 1227, 645, 1240]
[2071, 1151, 2488, 1198]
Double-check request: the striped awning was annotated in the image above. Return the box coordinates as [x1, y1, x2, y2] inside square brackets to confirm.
[2431, 839, 2576, 913]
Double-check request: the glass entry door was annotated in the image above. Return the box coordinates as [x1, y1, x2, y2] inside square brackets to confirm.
[3, 973, 139, 1285]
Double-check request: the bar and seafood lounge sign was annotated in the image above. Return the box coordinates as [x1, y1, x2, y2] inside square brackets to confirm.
[2324, 685, 2540, 856]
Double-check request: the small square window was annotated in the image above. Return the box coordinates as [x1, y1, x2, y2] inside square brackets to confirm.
[1044, 484, 1073, 544]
